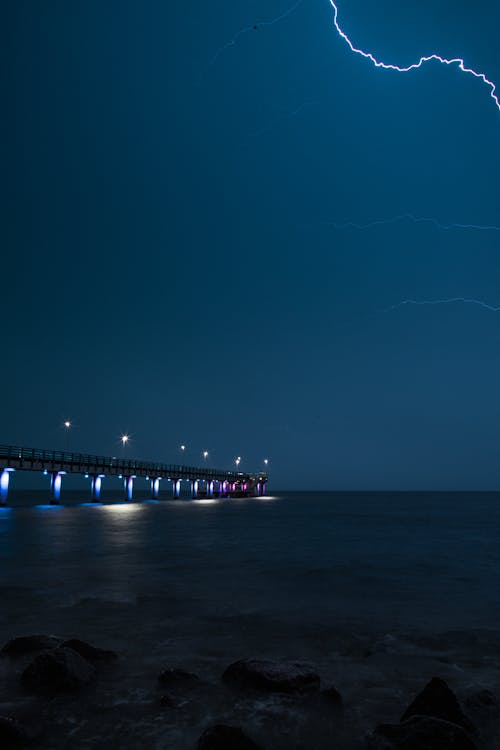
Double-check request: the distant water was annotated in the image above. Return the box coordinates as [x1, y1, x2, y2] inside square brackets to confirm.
[1, 491, 500, 748]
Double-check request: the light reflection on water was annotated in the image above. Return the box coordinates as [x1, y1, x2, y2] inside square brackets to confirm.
[1, 491, 500, 635]
[100, 502, 143, 516]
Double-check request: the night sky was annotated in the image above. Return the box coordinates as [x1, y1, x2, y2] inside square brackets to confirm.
[2, 0, 500, 490]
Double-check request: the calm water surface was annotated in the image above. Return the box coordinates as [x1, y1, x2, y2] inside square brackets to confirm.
[1, 490, 499, 630]
[1, 491, 499, 748]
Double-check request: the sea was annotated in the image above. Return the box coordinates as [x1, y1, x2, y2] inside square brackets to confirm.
[1, 490, 499, 748]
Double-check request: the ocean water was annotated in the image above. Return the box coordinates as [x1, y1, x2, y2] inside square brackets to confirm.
[1, 490, 500, 748]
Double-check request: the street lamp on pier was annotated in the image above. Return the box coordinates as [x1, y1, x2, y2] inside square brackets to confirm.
[63, 420, 72, 451]
[121, 434, 130, 459]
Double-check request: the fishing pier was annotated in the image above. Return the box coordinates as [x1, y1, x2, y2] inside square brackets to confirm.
[0, 445, 268, 504]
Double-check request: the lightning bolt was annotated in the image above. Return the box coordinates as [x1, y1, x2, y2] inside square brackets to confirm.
[317, 214, 500, 232]
[328, 1, 500, 114]
[386, 298, 500, 313]
[204, 0, 304, 72]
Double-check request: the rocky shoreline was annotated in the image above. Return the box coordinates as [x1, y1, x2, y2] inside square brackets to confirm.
[1, 634, 499, 749]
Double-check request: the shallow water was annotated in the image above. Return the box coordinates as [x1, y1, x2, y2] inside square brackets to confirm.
[1, 491, 500, 748]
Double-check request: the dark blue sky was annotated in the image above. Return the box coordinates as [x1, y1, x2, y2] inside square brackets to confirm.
[2, 0, 500, 489]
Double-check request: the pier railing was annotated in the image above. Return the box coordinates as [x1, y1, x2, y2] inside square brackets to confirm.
[0, 444, 265, 482]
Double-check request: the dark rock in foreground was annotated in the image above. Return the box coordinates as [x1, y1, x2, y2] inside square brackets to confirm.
[22, 647, 95, 693]
[222, 659, 320, 693]
[401, 677, 475, 732]
[158, 668, 199, 687]
[1, 635, 60, 657]
[61, 638, 117, 662]
[465, 688, 498, 710]
[197, 724, 263, 750]
[0, 716, 32, 748]
[159, 693, 176, 708]
[321, 686, 343, 706]
[367, 716, 477, 750]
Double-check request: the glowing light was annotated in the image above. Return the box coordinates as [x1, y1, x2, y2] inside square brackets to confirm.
[101, 503, 141, 516]
[52, 472, 62, 501]
[124, 476, 134, 501]
[64, 420, 71, 429]
[318, 214, 500, 233]
[1, 470, 11, 502]
[180, 444, 186, 451]
[93, 475, 102, 500]
[121, 434, 129, 445]
[264, 458, 269, 465]
[328, 1, 500, 113]
[386, 298, 500, 313]
[203, 451, 209, 460]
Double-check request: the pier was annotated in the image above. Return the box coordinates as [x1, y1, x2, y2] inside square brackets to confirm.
[0, 445, 268, 505]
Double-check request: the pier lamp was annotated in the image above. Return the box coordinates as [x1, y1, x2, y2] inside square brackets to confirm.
[264, 458, 269, 466]
[235, 457, 241, 470]
[63, 420, 72, 450]
[180, 444, 186, 452]
[120, 434, 130, 458]
[203, 450, 208, 462]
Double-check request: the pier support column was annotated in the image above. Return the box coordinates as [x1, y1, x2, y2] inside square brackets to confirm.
[261, 483, 267, 497]
[151, 478, 160, 499]
[124, 476, 134, 501]
[191, 480, 199, 499]
[0, 469, 13, 505]
[172, 479, 181, 498]
[208, 480, 214, 497]
[50, 472, 62, 504]
[222, 480, 228, 496]
[91, 475, 102, 502]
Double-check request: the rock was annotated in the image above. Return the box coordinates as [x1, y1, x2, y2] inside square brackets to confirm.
[401, 677, 475, 732]
[465, 689, 498, 710]
[197, 724, 263, 750]
[222, 659, 320, 694]
[1, 635, 60, 657]
[61, 638, 117, 662]
[158, 668, 199, 687]
[367, 716, 477, 750]
[22, 647, 95, 693]
[159, 693, 176, 708]
[321, 686, 343, 705]
[0, 716, 31, 748]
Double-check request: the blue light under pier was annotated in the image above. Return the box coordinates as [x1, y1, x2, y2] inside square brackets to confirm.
[0, 444, 268, 504]
[0, 468, 14, 504]
[151, 477, 160, 499]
